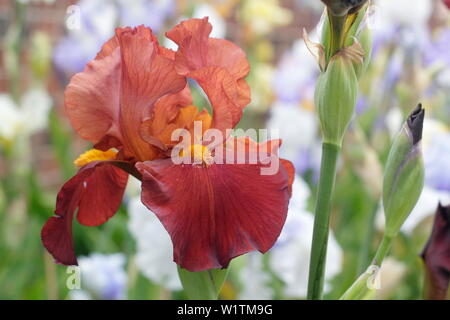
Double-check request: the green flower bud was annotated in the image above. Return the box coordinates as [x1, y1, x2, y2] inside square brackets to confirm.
[314, 48, 363, 146]
[383, 104, 425, 238]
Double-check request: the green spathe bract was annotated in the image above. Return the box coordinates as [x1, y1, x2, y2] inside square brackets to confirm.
[315, 53, 358, 147]
[177, 266, 229, 299]
[383, 106, 425, 237]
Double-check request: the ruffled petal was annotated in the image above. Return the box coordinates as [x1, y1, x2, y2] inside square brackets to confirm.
[65, 47, 122, 147]
[41, 162, 128, 265]
[66, 26, 186, 160]
[95, 35, 120, 60]
[166, 17, 251, 131]
[136, 154, 292, 272]
[117, 25, 187, 160]
[166, 18, 250, 79]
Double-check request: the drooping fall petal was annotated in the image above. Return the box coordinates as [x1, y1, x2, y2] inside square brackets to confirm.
[166, 17, 250, 132]
[41, 162, 128, 265]
[421, 203, 450, 299]
[136, 148, 293, 272]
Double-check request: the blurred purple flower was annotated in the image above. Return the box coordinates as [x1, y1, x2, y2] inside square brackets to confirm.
[53, 0, 117, 75]
[54, 0, 174, 76]
[70, 253, 127, 300]
[272, 41, 318, 103]
[424, 28, 450, 67]
[117, 0, 174, 30]
[355, 95, 368, 114]
[424, 132, 450, 192]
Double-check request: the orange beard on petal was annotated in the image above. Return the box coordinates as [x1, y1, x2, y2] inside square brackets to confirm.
[74, 148, 119, 167]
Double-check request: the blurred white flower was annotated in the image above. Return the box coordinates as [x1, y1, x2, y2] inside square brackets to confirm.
[373, 0, 432, 31]
[127, 197, 182, 291]
[0, 89, 52, 143]
[385, 107, 403, 139]
[21, 89, 52, 133]
[0, 94, 22, 142]
[238, 254, 274, 300]
[267, 101, 319, 162]
[69, 253, 127, 300]
[370, 0, 432, 51]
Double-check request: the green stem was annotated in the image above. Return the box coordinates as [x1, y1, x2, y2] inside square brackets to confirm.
[307, 142, 340, 300]
[340, 234, 394, 300]
[372, 234, 393, 266]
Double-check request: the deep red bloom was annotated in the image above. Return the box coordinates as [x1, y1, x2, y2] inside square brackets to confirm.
[421, 203, 450, 299]
[42, 18, 294, 271]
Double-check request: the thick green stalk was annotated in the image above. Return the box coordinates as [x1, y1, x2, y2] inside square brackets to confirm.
[307, 142, 340, 300]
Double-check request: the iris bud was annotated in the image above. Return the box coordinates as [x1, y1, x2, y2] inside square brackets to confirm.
[383, 104, 425, 238]
[314, 49, 362, 147]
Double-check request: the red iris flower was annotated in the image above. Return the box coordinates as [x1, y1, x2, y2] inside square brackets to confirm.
[41, 18, 294, 272]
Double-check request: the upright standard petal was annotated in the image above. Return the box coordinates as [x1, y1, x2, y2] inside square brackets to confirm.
[117, 26, 186, 160]
[166, 17, 251, 132]
[41, 162, 128, 265]
[66, 26, 186, 161]
[137, 152, 293, 272]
